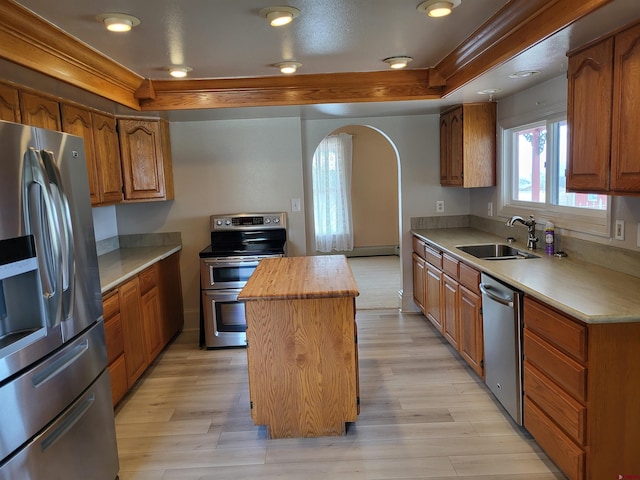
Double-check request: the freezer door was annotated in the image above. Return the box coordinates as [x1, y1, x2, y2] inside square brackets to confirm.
[0, 369, 119, 480]
[0, 321, 107, 461]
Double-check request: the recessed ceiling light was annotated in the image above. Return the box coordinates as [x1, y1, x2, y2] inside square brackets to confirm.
[275, 62, 301, 74]
[169, 66, 192, 78]
[96, 13, 141, 32]
[417, 0, 461, 18]
[383, 56, 413, 69]
[260, 6, 300, 27]
[477, 88, 502, 95]
[508, 70, 541, 79]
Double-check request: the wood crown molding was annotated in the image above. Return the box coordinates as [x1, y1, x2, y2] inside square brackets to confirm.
[0, 0, 144, 110]
[0, 0, 617, 111]
[137, 70, 443, 111]
[434, 0, 616, 95]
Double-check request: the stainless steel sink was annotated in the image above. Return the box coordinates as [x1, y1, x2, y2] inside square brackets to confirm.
[456, 244, 539, 260]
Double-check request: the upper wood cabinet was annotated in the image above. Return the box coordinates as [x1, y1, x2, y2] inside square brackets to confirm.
[19, 91, 61, 131]
[61, 105, 124, 206]
[61, 104, 101, 205]
[0, 83, 21, 123]
[118, 118, 175, 202]
[440, 102, 496, 188]
[93, 112, 124, 204]
[567, 21, 640, 194]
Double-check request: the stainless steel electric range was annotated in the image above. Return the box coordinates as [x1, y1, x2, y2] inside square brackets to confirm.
[199, 212, 287, 348]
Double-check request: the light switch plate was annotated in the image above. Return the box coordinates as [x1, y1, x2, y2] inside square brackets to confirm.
[291, 198, 301, 212]
[615, 220, 625, 240]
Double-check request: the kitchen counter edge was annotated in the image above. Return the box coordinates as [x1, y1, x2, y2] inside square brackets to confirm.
[98, 244, 182, 294]
[412, 228, 640, 324]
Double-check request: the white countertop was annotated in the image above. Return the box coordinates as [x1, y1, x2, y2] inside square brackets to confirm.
[98, 245, 182, 293]
[413, 228, 640, 324]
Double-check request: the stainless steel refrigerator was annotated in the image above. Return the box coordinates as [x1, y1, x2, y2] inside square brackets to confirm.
[0, 120, 119, 479]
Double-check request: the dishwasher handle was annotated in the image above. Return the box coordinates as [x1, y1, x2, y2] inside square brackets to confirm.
[479, 283, 514, 308]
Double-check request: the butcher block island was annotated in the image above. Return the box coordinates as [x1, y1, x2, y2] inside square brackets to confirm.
[238, 255, 360, 439]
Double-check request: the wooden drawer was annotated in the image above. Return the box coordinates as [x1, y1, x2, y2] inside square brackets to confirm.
[102, 291, 119, 321]
[524, 297, 587, 362]
[459, 263, 480, 293]
[108, 354, 128, 407]
[442, 253, 459, 278]
[524, 328, 587, 402]
[424, 245, 442, 268]
[412, 236, 426, 259]
[524, 396, 585, 480]
[139, 264, 158, 295]
[524, 362, 586, 445]
[104, 313, 124, 364]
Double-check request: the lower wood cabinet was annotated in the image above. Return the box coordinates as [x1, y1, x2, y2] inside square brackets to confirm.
[412, 236, 484, 377]
[523, 296, 640, 480]
[103, 290, 128, 406]
[102, 252, 184, 406]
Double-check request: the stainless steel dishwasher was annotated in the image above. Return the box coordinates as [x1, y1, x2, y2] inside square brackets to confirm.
[479, 273, 524, 425]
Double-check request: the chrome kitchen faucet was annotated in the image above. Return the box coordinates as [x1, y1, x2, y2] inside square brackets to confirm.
[506, 215, 538, 250]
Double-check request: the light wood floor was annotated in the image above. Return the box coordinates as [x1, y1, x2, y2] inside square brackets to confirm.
[348, 256, 401, 310]
[114, 310, 566, 480]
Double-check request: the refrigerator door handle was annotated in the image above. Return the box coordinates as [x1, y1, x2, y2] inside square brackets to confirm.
[22, 148, 63, 326]
[31, 339, 89, 388]
[40, 149, 76, 320]
[40, 393, 95, 452]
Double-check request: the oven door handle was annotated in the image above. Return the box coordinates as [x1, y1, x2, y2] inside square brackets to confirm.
[203, 260, 261, 269]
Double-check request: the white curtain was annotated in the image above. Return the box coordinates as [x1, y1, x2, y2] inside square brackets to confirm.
[312, 133, 354, 253]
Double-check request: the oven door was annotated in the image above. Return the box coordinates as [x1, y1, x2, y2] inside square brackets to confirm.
[201, 289, 246, 348]
[200, 258, 259, 289]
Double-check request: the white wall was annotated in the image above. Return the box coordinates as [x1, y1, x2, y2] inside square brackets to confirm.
[106, 111, 471, 328]
[304, 115, 470, 311]
[471, 74, 640, 250]
[115, 117, 306, 329]
[92, 205, 118, 241]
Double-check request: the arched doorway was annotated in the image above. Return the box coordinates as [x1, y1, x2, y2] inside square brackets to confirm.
[310, 124, 401, 309]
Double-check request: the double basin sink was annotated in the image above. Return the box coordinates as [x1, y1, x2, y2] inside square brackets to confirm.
[456, 243, 539, 260]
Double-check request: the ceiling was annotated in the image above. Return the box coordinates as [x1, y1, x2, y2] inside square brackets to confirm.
[12, 0, 640, 120]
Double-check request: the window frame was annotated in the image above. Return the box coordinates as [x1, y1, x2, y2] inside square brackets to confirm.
[498, 107, 611, 237]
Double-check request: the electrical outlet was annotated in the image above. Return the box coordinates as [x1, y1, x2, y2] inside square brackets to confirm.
[436, 200, 444, 213]
[615, 220, 625, 240]
[487, 202, 493, 217]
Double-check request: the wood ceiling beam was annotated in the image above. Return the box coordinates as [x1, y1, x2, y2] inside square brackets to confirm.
[0, 0, 618, 111]
[0, 0, 144, 110]
[137, 70, 444, 111]
[435, 0, 616, 96]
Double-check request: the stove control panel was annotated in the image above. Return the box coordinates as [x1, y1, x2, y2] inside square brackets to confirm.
[211, 212, 287, 230]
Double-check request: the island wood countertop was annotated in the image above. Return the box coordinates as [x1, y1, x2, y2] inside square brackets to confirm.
[238, 255, 359, 301]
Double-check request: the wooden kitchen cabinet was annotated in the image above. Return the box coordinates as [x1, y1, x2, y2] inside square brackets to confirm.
[60, 104, 101, 205]
[412, 252, 426, 313]
[118, 117, 175, 201]
[439, 103, 496, 188]
[567, 20, 640, 193]
[102, 253, 184, 405]
[139, 264, 163, 362]
[412, 235, 484, 377]
[523, 296, 640, 480]
[458, 284, 483, 377]
[425, 262, 443, 331]
[102, 290, 128, 407]
[157, 251, 185, 344]
[240, 256, 359, 439]
[19, 91, 61, 131]
[0, 82, 21, 122]
[118, 276, 147, 387]
[92, 112, 125, 204]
